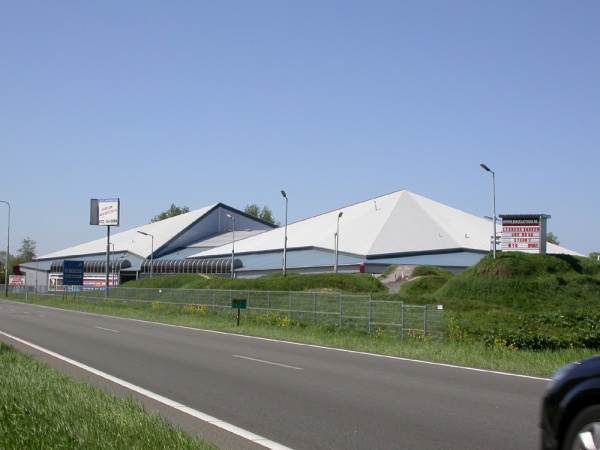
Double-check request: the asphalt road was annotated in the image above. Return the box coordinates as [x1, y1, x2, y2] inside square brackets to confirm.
[0, 300, 548, 449]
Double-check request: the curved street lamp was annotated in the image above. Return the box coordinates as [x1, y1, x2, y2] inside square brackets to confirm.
[334, 211, 343, 273]
[137, 231, 154, 278]
[0, 200, 9, 296]
[226, 214, 235, 278]
[281, 190, 288, 277]
[480, 163, 497, 259]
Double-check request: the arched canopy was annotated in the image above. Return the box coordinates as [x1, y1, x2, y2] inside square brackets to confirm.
[139, 258, 242, 275]
[50, 260, 132, 273]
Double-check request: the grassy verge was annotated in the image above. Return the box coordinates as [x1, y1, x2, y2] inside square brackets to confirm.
[0, 342, 216, 450]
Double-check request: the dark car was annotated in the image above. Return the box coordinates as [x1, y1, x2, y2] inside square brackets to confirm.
[541, 355, 600, 450]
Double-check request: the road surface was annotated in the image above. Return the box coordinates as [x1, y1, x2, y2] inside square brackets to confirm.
[0, 300, 547, 449]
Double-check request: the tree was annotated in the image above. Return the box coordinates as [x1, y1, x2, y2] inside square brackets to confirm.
[244, 204, 260, 217]
[244, 204, 279, 225]
[17, 237, 36, 263]
[546, 232, 560, 245]
[151, 204, 190, 223]
[590, 252, 600, 261]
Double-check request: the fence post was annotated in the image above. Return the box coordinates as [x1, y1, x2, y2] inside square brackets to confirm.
[289, 291, 292, 320]
[401, 301, 405, 340]
[424, 304, 428, 339]
[368, 295, 372, 334]
[339, 293, 343, 328]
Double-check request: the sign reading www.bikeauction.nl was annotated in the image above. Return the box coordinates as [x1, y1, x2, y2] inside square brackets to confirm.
[500, 214, 551, 255]
[90, 198, 120, 226]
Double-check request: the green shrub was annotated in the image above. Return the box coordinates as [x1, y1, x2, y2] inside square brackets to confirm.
[399, 275, 449, 296]
[411, 266, 454, 279]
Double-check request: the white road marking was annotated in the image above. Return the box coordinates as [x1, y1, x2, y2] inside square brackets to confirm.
[94, 326, 120, 333]
[233, 355, 304, 370]
[7, 308, 43, 317]
[0, 330, 293, 450]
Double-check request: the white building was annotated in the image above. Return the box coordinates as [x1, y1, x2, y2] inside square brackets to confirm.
[19, 190, 580, 289]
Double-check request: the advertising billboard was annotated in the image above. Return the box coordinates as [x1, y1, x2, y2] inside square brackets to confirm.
[500, 214, 551, 254]
[90, 198, 120, 226]
[9, 275, 25, 286]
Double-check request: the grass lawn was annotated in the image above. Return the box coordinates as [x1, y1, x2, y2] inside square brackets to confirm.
[0, 342, 217, 450]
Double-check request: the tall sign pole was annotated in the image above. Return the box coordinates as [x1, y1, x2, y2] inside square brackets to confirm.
[91, 198, 120, 297]
[106, 225, 111, 295]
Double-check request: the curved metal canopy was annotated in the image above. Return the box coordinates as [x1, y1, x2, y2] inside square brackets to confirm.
[50, 260, 132, 273]
[139, 258, 242, 275]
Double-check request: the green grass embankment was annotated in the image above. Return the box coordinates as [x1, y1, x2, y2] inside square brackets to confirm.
[0, 342, 216, 450]
[400, 253, 600, 351]
[127, 272, 388, 294]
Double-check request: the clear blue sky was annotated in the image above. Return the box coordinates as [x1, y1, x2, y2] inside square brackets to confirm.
[1, 1, 599, 257]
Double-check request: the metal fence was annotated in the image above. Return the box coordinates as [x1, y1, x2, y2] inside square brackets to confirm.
[29, 287, 443, 340]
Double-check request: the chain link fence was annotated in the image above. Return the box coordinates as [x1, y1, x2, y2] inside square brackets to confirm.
[8, 286, 444, 340]
[84, 287, 442, 339]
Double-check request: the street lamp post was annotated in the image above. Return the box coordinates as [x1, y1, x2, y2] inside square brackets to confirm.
[480, 163, 497, 259]
[0, 201, 10, 296]
[137, 231, 154, 278]
[226, 214, 235, 278]
[334, 211, 343, 273]
[109, 243, 116, 286]
[281, 190, 288, 277]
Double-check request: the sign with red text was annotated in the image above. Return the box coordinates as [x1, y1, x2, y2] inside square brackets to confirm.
[500, 214, 551, 254]
[9, 275, 25, 286]
[90, 198, 120, 226]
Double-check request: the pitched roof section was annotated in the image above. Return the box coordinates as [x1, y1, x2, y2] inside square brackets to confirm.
[39, 204, 218, 260]
[39, 204, 276, 260]
[191, 191, 498, 259]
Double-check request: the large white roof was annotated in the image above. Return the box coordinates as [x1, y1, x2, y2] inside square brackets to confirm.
[192, 190, 581, 260]
[191, 191, 495, 259]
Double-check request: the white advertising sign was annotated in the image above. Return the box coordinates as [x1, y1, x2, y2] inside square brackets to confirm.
[501, 218, 541, 252]
[91, 198, 120, 226]
[98, 198, 120, 226]
[500, 214, 550, 254]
